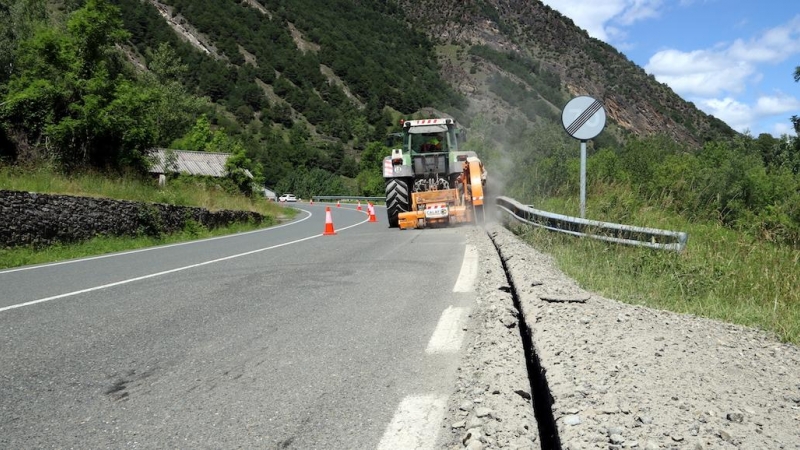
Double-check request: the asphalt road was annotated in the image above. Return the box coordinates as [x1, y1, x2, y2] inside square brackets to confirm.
[0, 203, 479, 449]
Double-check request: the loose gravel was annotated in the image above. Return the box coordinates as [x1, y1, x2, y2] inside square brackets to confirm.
[439, 224, 800, 449]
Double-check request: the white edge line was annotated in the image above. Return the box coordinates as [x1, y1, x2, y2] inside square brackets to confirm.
[452, 244, 478, 293]
[377, 394, 448, 450]
[0, 209, 314, 275]
[425, 306, 470, 354]
[0, 217, 369, 313]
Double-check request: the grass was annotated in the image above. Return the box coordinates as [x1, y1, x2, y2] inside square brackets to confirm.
[512, 188, 800, 344]
[1, 165, 298, 269]
[0, 220, 268, 270]
[0, 164, 293, 216]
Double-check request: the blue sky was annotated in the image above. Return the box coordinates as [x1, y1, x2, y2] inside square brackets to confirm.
[540, 0, 800, 137]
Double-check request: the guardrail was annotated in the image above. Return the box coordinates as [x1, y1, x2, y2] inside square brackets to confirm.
[311, 195, 384, 203]
[496, 196, 688, 252]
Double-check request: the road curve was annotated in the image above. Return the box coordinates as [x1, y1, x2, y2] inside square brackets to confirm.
[0, 202, 483, 449]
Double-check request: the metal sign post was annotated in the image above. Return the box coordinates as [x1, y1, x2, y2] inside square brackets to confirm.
[561, 96, 606, 218]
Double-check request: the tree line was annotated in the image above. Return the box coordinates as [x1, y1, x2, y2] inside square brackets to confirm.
[1, 0, 797, 247]
[467, 106, 800, 247]
[0, 0, 462, 198]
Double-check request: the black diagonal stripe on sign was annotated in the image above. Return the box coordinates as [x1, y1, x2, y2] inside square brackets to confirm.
[567, 100, 602, 135]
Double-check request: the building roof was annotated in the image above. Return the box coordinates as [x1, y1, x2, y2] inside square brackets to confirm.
[149, 149, 250, 178]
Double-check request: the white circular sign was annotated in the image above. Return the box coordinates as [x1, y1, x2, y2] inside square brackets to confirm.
[561, 96, 606, 140]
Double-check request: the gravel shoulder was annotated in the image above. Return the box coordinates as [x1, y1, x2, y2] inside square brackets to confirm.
[440, 224, 800, 449]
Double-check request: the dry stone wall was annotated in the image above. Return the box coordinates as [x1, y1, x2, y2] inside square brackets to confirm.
[0, 190, 264, 248]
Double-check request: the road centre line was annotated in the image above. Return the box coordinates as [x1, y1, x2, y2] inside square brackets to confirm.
[452, 244, 478, 293]
[0, 210, 313, 275]
[377, 394, 448, 450]
[0, 217, 367, 313]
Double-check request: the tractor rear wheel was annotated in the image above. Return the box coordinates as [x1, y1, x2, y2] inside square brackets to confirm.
[385, 178, 411, 228]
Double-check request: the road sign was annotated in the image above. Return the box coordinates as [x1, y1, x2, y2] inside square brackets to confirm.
[562, 96, 606, 140]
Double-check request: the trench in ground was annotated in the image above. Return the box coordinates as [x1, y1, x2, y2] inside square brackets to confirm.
[490, 233, 562, 450]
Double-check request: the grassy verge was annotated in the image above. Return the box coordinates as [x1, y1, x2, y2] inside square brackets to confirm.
[1, 165, 299, 269]
[0, 220, 269, 270]
[0, 164, 295, 216]
[512, 192, 800, 344]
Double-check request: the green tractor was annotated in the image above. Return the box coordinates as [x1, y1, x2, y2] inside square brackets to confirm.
[382, 118, 485, 228]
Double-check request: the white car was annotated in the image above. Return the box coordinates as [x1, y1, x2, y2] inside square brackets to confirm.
[279, 194, 297, 202]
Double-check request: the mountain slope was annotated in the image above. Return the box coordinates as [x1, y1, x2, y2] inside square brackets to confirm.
[395, 0, 737, 147]
[119, 0, 734, 149]
[1, 0, 740, 189]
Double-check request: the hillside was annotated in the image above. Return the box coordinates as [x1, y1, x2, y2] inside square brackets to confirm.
[395, 0, 736, 146]
[118, 0, 735, 148]
[0, 0, 750, 193]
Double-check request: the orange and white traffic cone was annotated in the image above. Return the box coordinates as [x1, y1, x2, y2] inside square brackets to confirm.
[323, 206, 336, 235]
[368, 202, 377, 223]
[357, 200, 362, 211]
[337, 200, 341, 208]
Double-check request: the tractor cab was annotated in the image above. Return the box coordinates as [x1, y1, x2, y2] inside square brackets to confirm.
[400, 119, 460, 155]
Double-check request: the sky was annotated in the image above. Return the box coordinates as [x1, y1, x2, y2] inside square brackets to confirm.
[539, 0, 800, 137]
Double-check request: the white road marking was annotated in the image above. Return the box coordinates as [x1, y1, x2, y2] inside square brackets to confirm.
[0, 217, 367, 313]
[0, 210, 314, 275]
[377, 394, 448, 450]
[378, 228, 470, 448]
[426, 306, 470, 354]
[452, 244, 478, 292]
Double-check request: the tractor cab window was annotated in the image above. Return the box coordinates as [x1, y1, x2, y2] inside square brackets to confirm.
[414, 133, 446, 153]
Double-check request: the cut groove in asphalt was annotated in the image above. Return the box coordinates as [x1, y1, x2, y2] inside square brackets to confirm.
[490, 233, 562, 450]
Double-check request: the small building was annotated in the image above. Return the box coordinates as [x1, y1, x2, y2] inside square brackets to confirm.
[148, 148, 252, 186]
[149, 149, 235, 177]
[262, 186, 278, 201]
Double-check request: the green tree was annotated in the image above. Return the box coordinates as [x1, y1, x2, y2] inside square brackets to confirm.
[0, 0, 47, 83]
[225, 144, 262, 196]
[350, 115, 371, 150]
[358, 141, 388, 173]
[0, 0, 162, 169]
[353, 141, 389, 196]
[171, 115, 214, 151]
[143, 43, 207, 146]
[792, 66, 800, 135]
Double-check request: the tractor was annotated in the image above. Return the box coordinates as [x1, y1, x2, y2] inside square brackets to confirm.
[383, 118, 486, 229]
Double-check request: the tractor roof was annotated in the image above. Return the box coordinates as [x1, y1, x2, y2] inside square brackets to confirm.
[403, 118, 455, 127]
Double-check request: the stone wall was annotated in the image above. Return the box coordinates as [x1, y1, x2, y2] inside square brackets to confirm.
[0, 190, 265, 248]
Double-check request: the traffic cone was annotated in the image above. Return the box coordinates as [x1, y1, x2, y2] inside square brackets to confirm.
[357, 200, 362, 211]
[310, 197, 314, 205]
[337, 200, 341, 208]
[323, 206, 336, 235]
[368, 202, 377, 222]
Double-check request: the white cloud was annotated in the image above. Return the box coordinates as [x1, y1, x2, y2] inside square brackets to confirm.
[541, 1, 800, 136]
[645, 49, 756, 97]
[540, 0, 665, 42]
[643, 16, 800, 134]
[617, 0, 664, 25]
[699, 97, 752, 131]
[645, 16, 800, 99]
[754, 94, 800, 116]
[727, 17, 800, 63]
[771, 122, 797, 137]
[727, 40, 784, 64]
[695, 93, 800, 135]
